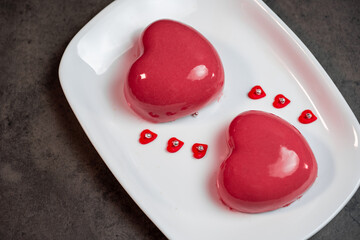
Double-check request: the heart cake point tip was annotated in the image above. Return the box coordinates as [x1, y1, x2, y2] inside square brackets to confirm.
[124, 19, 224, 123]
[217, 110, 318, 213]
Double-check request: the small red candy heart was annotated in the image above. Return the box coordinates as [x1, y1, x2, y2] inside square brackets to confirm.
[125, 19, 224, 123]
[192, 143, 208, 159]
[139, 129, 157, 144]
[248, 85, 266, 99]
[298, 110, 317, 124]
[217, 111, 318, 213]
[166, 137, 184, 153]
[273, 94, 290, 108]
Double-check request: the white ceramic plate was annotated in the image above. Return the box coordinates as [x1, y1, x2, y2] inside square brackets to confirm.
[59, 0, 360, 239]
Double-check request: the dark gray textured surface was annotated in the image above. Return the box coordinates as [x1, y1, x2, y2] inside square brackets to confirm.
[0, 0, 359, 239]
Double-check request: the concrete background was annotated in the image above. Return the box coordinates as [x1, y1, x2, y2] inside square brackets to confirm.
[1, 0, 359, 239]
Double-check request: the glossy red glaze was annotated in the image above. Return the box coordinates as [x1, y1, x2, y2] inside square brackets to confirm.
[217, 111, 318, 213]
[139, 129, 157, 144]
[124, 19, 224, 123]
[299, 110, 317, 124]
[248, 85, 266, 99]
[273, 94, 290, 108]
[166, 137, 184, 153]
[192, 143, 208, 159]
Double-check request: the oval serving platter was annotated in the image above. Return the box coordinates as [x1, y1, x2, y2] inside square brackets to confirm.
[59, 0, 360, 239]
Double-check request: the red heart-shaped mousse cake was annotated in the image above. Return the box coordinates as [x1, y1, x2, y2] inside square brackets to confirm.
[124, 19, 224, 123]
[217, 111, 318, 213]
